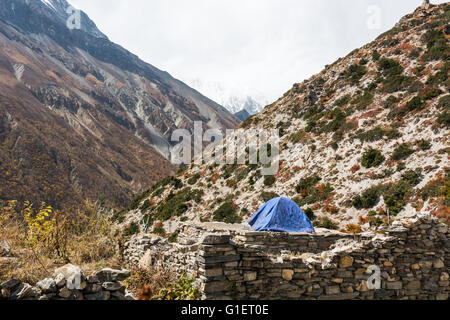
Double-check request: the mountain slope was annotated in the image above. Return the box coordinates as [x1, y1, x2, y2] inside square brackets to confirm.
[123, 2, 449, 235]
[0, 0, 239, 209]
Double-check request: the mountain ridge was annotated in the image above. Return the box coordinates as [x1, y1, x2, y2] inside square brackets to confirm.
[0, 0, 239, 209]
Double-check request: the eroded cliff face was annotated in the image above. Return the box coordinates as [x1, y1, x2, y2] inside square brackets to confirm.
[0, 0, 239, 208]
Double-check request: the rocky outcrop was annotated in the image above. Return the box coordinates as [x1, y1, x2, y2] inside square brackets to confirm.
[0, 265, 134, 300]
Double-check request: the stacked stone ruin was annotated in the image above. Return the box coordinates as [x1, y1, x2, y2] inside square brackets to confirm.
[124, 214, 449, 300]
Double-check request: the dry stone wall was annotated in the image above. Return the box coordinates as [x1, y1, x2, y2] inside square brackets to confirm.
[124, 214, 449, 300]
[0, 264, 134, 301]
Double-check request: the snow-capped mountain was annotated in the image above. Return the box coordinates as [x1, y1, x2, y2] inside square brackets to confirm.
[187, 79, 269, 115]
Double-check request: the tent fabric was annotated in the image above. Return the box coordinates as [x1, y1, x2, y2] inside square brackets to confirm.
[247, 197, 315, 233]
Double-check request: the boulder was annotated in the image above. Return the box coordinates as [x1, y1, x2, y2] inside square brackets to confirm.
[95, 268, 130, 282]
[58, 287, 72, 299]
[102, 282, 123, 291]
[36, 278, 57, 294]
[11, 283, 40, 300]
[0, 241, 11, 257]
[54, 264, 85, 281]
[54, 273, 66, 287]
[85, 291, 110, 301]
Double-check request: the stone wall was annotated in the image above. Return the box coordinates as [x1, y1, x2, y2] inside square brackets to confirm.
[124, 214, 449, 300]
[0, 264, 134, 300]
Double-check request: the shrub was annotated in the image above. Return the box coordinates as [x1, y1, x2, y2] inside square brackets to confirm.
[124, 222, 139, 237]
[378, 58, 403, 76]
[304, 208, 316, 221]
[405, 96, 425, 111]
[427, 62, 449, 86]
[392, 143, 415, 161]
[385, 128, 402, 140]
[383, 181, 411, 215]
[295, 183, 334, 206]
[296, 175, 322, 194]
[335, 95, 351, 107]
[314, 217, 338, 230]
[384, 96, 400, 109]
[168, 231, 179, 243]
[264, 175, 276, 186]
[437, 95, 450, 109]
[351, 91, 374, 110]
[345, 64, 367, 84]
[153, 222, 166, 236]
[356, 127, 385, 142]
[437, 107, 450, 127]
[423, 88, 443, 100]
[290, 130, 306, 143]
[401, 169, 422, 186]
[213, 202, 242, 224]
[353, 187, 380, 209]
[322, 108, 347, 132]
[382, 75, 413, 93]
[261, 192, 279, 202]
[421, 29, 449, 61]
[417, 139, 432, 151]
[140, 199, 151, 212]
[361, 148, 385, 168]
[154, 188, 203, 221]
[187, 173, 200, 185]
[372, 50, 381, 61]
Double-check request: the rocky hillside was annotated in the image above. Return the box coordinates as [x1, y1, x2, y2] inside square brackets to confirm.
[122, 2, 449, 236]
[0, 0, 239, 208]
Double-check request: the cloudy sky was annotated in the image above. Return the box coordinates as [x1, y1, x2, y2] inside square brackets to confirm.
[69, 0, 446, 103]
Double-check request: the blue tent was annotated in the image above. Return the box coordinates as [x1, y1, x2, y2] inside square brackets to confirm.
[247, 197, 315, 233]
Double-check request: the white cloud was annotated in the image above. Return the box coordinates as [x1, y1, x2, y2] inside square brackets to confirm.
[69, 0, 447, 102]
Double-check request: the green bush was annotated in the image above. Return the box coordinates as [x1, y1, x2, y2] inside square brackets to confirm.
[296, 175, 322, 193]
[361, 148, 385, 168]
[140, 199, 151, 212]
[345, 64, 367, 84]
[313, 217, 338, 230]
[378, 58, 403, 76]
[264, 175, 276, 186]
[405, 96, 425, 111]
[372, 50, 381, 61]
[392, 143, 415, 161]
[437, 95, 450, 109]
[356, 127, 385, 142]
[261, 192, 280, 202]
[322, 108, 347, 132]
[304, 208, 316, 221]
[154, 188, 203, 221]
[335, 95, 351, 107]
[353, 187, 380, 209]
[168, 231, 179, 243]
[417, 139, 432, 151]
[384, 96, 400, 108]
[421, 29, 449, 61]
[290, 130, 306, 143]
[213, 202, 242, 224]
[124, 222, 139, 237]
[401, 169, 422, 186]
[383, 181, 411, 215]
[437, 110, 450, 127]
[351, 91, 374, 110]
[187, 173, 200, 185]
